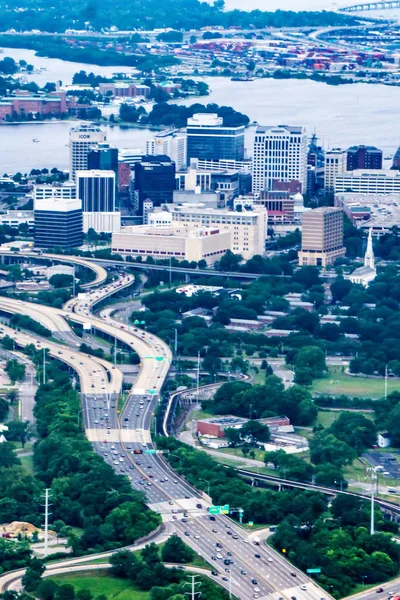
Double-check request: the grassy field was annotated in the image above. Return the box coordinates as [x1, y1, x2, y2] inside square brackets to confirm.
[20, 455, 33, 475]
[189, 409, 213, 423]
[50, 573, 149, 600]
[311, 366, 400, 398]
[315, 409, 374, 429]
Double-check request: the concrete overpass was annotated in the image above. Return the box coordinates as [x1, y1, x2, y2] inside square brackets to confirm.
[0, 250, 108, 288]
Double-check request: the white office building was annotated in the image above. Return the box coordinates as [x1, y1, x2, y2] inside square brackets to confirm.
[118, 148, 144, 167]
[69, 124, 107, 181]
[112, 225, 230, 265]
[324, 148, 346, 193]
[83, 211, 121, 234]
[151, 204, 267, 259]
[146, 130, 187, 171]
[34, 182, 77, 202]
[252, 125, 308, 194]
[335, 170, 400, 194]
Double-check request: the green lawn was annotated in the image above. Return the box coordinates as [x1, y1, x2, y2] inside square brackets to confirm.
[50, 572, 150, 600]
[311, 366, 400, 398]
[316, 409, 374, 429]
[20, 455, 33, 475]
[189, 409, 213, 423]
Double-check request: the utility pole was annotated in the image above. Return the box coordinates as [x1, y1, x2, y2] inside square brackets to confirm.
[43, 488, 51, 556]
[43, 348, 46, 385]
[114, 338, 117, 366]
[385, 364, 388, 400]
[196, 349, 200, 403]
[184, 575, 201, 600]
[371, 468, 377, 535]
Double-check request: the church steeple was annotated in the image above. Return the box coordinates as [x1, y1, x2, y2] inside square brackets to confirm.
[364, 227, 375, 270]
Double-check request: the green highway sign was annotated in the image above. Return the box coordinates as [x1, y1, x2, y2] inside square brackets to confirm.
[140, 321, 146, 325]
[146, 449, 156, 454]
[209, 504, 230, 515]
[307, 569, 321, 574]
[134, 320, 139, 325]
[156, 356, 164, 361]
[248, 521, 254, 527]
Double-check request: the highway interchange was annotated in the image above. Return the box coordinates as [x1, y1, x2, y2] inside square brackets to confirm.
[0, 254, 330, 600]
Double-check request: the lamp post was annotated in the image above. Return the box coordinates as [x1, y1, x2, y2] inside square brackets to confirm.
[199, 477, 211, 498]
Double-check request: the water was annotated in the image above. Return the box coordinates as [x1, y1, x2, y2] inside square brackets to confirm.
[0, 47, 137, 87]
[1, 49, 400, 172]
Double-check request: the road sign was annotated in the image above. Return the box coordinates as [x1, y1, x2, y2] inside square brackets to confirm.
[208, 504, 230, 515]
[307, 569, 321, 574]
[145, 449, 156, 454]
[156, 356, 164, 361]
[248, 521, 254, 527]
[134, 320, 139, 325]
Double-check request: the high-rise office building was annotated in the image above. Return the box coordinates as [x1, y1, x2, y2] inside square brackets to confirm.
[146, 130, 187, 171]
[134, 158, 176, 216]
[346, 145, 382, 171]
[69, 124, 107, 182]
[252, 125, 308, 194]
[88, 143, 118, 175]
[324, 148, 346, 193]
[34, 197, 83, 248]
[76, 170, 116, 213]
[298, 207, 346, 267]
[186, 113, 245, 165]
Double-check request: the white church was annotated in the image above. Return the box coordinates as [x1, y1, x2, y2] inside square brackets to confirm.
[349, 228, 377, 287]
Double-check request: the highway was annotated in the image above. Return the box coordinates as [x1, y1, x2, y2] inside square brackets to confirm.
[0, 267, 331, 600]
[0, 250, 108, 289]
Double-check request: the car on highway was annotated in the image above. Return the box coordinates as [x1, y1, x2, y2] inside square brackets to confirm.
[240, 570, 247, 575]
[251, 579, 258, 585]
[254, 554, 261, 558]
[211, 570, 218, 576]
[300, 586, 307, 591]
[222, 577, 228, 582]
[184, 532, 190, 536]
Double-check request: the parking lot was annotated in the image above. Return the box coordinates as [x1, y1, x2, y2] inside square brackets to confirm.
[363, 451, 400, 479]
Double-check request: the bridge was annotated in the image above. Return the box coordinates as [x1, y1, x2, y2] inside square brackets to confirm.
[340, 1, 400, 11]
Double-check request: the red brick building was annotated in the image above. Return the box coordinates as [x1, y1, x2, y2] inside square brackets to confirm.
[0, 91, 68, 120]
[196, 415, 291, 438]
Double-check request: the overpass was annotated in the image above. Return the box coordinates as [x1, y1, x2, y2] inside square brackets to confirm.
[339, 1, 400, 11]
[0, 250, 108, 288]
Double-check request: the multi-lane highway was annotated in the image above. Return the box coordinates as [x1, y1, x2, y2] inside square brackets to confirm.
[0, 265, 331, 600]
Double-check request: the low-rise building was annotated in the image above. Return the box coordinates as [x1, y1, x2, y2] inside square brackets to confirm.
[112, 225, 230, 264]
[335, 170, 400, 195]
[151, 203, 267, 259]
[196, 415, 291, 438]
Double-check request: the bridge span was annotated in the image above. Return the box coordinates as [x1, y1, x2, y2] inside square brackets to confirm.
[340, 1, 400, 11]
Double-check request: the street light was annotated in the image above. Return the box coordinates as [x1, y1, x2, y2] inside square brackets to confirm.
[171, 453, 183, 467]
[198, 477, 211, 498]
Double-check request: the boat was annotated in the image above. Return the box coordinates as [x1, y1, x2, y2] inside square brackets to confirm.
[32, 138, 40, 143]
[230, 76, 255, 82]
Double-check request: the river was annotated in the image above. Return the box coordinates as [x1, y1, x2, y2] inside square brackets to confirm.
[1, 48, 400, 173]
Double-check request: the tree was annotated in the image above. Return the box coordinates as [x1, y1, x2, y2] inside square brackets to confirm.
[161, 534, 194, 563]
[294, 346, 326, 378]
[328, 413, 377, 453]
[309, 433, 356, 467]
[218, 250, 242, 272]
[5, 421, 32, 447]
[241, 420, 270, 443]
[21, 557, 45, 591]
[49, 274, 73, 288]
